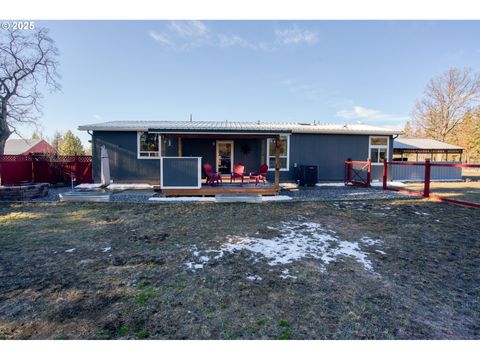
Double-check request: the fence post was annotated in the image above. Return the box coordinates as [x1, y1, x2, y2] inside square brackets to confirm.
[423, 159, 431, 198]
[346, 158, 352, 184]
[74, 154, 78, 183]
[366, 159, 371, 187]
[382, 159, 388, 190]
[31, 156, 35, 183]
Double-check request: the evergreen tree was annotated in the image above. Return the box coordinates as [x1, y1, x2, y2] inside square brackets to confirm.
[58, 130, 85, 155]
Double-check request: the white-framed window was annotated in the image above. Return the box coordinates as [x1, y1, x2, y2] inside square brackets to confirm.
[369, 136, 389, 165]
[137, 132, 162, 158]
[266, 135, 290, 171]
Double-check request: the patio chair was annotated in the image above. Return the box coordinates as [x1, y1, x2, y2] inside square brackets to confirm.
[203, 163, 222, 185]
[249, 163, 269, 186]
[230, 163, 245, 183]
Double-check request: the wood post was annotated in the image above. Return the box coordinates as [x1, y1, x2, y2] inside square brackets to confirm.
[423, 159, 431, 198]
[382, 159, 388, 190]
[261, 139, 265, 165]
[366, 159, 371, 187]
[274, 136, 280, 189]
[178, 137, 182, 157]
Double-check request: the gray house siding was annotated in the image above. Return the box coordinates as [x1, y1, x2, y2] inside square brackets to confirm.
[266, 134, 393, 182]
[93, 131, 175, 183]
[92, 131, 393, 183]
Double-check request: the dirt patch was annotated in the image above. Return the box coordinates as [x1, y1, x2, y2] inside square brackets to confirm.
[0, 200, 478, 339]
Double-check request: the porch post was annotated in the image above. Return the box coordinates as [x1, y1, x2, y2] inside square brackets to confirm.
[178, 137, 182, 157]
[261, 139, 265, 165]
[274, 135, 280, 189]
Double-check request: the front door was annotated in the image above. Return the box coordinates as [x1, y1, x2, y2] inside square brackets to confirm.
[216, 141, 234, 174]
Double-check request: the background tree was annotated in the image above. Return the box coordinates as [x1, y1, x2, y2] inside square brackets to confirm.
[411, 67, 480, 141]
[451, 107, 480, 163]
[50, 130, 63, 153]
[58, 130, 85, 155]
[0, 28, 61, 155]
[30, 130, 43, 139]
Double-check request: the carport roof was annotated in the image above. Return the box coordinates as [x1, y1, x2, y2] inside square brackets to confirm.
[394, 138, 463, 150]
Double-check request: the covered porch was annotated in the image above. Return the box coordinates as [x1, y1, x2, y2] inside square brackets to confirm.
[152, 131, 287, 196]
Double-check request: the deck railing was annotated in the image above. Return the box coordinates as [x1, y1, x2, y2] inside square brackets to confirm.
[160, 157, 202, 189]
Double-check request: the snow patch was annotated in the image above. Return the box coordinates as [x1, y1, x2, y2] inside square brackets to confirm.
[371, 181, 405, 187]
[107, 183, 153, 190]
[75, 183, 102, 189]
[185, 219, 385, 277]
[102, 247, 111, 252]
[315, 182, 345, 187]
[65, 248, 76, 253]
[246, 274, 263, 281]
[149, 197, 216, 202]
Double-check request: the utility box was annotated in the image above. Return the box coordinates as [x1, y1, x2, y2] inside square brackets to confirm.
[298, 165, 318, 187]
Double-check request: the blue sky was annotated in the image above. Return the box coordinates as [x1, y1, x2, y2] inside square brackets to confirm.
[18, 20, 480, 145]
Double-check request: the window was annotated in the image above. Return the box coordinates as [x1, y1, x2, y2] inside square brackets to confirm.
[266, 135, 289, 171]
[369, 136, 389, 165]
[138, 132, 161, 158]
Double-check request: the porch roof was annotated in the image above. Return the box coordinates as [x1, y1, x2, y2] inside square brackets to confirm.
[78, 120, 401, 136]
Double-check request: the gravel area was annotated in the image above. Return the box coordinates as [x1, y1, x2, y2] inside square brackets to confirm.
[281, 185, 417, 201]
[13, 184, 417, 203]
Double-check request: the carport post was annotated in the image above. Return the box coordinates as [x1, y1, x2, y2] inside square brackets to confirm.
[423, 159, 431, 198]
[382, 159, 388, 190]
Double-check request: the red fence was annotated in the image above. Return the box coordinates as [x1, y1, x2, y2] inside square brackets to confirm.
[382, 159, 480, 209]
[0, 155, 92, 186]
[344, 160, 371, 187]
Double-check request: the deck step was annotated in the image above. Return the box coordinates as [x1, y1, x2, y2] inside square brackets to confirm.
[59, 191, 111, 202]
[215, 194, 262, 203]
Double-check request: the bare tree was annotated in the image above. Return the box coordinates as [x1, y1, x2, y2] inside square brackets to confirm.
[0, 28, 60, 154]
[412, 67, 480, 141]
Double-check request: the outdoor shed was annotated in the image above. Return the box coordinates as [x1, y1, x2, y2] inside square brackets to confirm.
[78, 120, 401, 194]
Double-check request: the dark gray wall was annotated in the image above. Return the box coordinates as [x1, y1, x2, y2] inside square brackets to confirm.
[92, 131, 393, 183]
[93, 131, 177, 184]
[266, 134, 394, 182]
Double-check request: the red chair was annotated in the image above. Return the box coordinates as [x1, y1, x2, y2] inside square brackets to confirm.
[249, 164, 269, 186]
[203, 163, 222, 185]
[230, 163, 245, 183]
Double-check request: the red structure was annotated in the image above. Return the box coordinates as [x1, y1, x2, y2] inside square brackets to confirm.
[0, 155, 92, 186]
[382, 159, 480, 209]
[344, 159, 371, 187]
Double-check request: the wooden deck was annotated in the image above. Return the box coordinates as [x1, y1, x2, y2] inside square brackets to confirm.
[159, 184, 279, 197]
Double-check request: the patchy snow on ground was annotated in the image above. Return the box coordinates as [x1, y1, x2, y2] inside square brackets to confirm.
[75, 183, 102, 189]
[102, 247, 111, 252]
[315, 182, 345, 187]
[107, 183, 153, 190]
[149, 197, 216, 202]
[185, 219, 385, 278]
[371, 181, 405, 187]
[65, 248, 76, 253]
[261, 195, 292, 202]
[246, 274, 263, 281]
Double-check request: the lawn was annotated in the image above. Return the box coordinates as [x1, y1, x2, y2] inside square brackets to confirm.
[0, 199, 478, 339]
[401, 181, 480, 204]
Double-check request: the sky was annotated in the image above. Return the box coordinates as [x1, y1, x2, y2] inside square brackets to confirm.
[11, 20, 480, 146]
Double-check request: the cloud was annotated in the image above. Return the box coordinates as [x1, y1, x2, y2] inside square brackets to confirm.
[148, 21, 319, 51]
[274, 25, 319, 45]
[336, 106, 409, 122]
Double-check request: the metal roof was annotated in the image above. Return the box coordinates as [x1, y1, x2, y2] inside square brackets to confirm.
[394, 138, 463, 150]
[4, 138, 42, 155]
[78, 120, 401, 135]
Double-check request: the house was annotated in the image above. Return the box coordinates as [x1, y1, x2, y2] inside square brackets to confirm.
[78, 120, 401, 194]
[393, 138, 463, 162]
[4, 138, 56, 155]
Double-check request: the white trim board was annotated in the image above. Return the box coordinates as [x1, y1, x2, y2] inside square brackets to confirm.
[368, 135, 390, 166]
[216, 140, 234, 174]
[266, 134, 290, 172]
